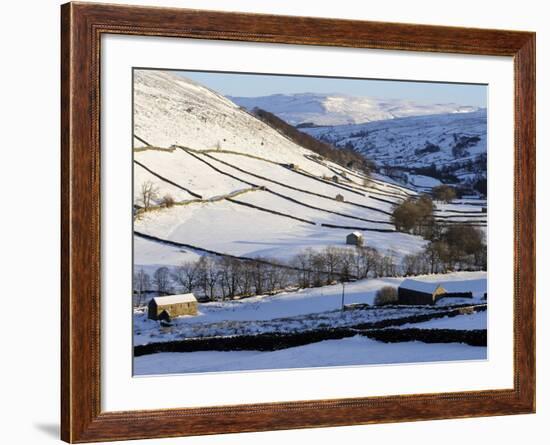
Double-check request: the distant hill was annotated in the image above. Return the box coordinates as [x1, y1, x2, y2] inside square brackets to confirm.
[301, 110, 487, 187]
[230, 92, 481, 126]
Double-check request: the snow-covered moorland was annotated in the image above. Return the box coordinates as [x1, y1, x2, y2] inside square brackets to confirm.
[230, 92, 481, 126]
[301, 111, 487, 192]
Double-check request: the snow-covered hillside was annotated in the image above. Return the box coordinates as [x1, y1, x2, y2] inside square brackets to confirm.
[231, 92, 481, 126]
[133, 70, 486, 269]
[135, 71, 333, 173]
[302, 110, 487, 172]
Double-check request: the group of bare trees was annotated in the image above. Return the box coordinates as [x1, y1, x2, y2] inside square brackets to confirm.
[133, 268, 151, 306]
[402, 224, 487, 275]
[291, 246, 398, 288]
[391, 193, 487, 274]
[133, 245, 403, 305]
[251, 107, 375, 174]
[134, 256, 293, 305]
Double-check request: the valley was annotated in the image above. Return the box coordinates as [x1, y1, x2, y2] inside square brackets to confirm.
[132, 70, 488, 375]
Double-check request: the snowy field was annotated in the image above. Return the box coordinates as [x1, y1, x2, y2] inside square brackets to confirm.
[133, 145, 484, 266]
[134, 336, 487, 375]
[397, 310, 487, 330]
[134, 200, 426, 263]
[134, 272, 486, 345]
[136, 272, 485, 325]
[134, 272, 486, 374]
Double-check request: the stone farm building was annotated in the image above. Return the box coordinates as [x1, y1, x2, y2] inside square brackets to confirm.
[346, 231, 364, 246]
[148, 293, 198, 320]
[398, 279, 447, 305]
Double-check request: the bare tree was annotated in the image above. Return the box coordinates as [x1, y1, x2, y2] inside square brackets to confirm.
[133, 268, 150, 306]
[423, 241, 450, 274]
[250, 260, 267, 295]
[403, 252, 430, 276]
[307, 248, 326, 287]
[291, 252, 311, 288]
[432, 185, 457, 203]
[153, 266, 171, 295]
[217, 257, 241, 300]
[238, 262, 254, 296]
[139, 180, 159, 210]
[196, 257, 219, 300]
[265, 263, 289, 293]
[352, 246, 380, 278]
[172, 261, 199, 293]
[323, 246, 343, 284]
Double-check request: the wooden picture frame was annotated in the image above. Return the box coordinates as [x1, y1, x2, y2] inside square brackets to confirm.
[61, 2, 535, 442]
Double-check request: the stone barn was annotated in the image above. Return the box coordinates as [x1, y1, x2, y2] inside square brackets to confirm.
[346, 231, 364, 246]
[148, 293, 198, 320]
[398, 279, 447, 305]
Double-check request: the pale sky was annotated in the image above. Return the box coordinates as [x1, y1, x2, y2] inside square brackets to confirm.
[171, 69, 487, 108]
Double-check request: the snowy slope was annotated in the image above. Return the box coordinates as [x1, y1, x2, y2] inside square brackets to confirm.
[134, 70, 334, 174]
[133, 70, 485, 270]
[230, 93, 481, 126]
[134, 198, 426, 263]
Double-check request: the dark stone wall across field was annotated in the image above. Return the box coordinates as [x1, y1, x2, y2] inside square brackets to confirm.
[134, 326, 487, 357]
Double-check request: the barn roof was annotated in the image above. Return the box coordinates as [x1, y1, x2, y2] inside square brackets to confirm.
[399, 279, 446, 294]
[153, 293, 197, 305]
[348, 231, 363, 238]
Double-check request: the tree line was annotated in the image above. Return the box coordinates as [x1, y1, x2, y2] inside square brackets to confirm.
[391, 194, 487, 274]
[133, 245, 405, 306]
[251, 107, 375, 174]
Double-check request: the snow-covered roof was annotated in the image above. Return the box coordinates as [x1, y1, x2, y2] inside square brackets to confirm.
[348, 231, 363, 238]
[153, 293, 197, 305]
[399, 279, 446, 294]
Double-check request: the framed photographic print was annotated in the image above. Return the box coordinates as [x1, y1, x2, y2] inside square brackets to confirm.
[61, 2, 535, 442]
